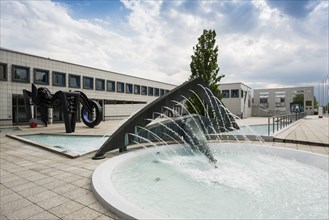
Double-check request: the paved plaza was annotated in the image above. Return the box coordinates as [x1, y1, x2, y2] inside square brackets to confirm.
[274, 115, 329, 146]
[0, 116, 328, 219]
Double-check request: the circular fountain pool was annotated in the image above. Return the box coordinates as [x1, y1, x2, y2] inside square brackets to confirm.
[92, 143, 329, 219]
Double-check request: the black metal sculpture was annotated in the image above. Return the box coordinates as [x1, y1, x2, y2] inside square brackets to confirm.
[93, 76, 238, 159]
[23, 84, 102, 133]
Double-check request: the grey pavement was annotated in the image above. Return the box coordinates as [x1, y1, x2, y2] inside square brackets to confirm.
[273, 115, 329, 146]
[1, 117, 328, 220]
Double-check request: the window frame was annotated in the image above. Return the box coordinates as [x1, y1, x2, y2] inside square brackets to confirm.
[155, 88, 160, 96]
[68, 74, 81, 88]
[148, 87, 154, 96]
[117, 82, 125, 93]
[52, 71, 66, 87]
[141, 86, 147, 95]
[107, 80, 115, 92]
[0, 63, 8, 81]
[222, 90, 229, 98]
[260, 97, 269, 108]
[96, 78, 105, 91]
[12, 65, 30, 83]
[33, 68, 49, 85]
[275, 97, 285, 107]
[231, 89, 239, 98]
[134, 84, 141, 95]
[83, 76, 94, 90]
[126, 83, 133, 94]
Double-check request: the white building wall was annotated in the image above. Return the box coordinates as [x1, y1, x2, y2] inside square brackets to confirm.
[0, 48, 176, 126]
[219, 83, 252, 118]
[253, 86, 314, 116]
[105, 104, 146, 118]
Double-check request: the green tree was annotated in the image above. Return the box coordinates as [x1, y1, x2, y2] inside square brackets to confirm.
[186, 29, 225, 117]
[313, 96, 319, 109]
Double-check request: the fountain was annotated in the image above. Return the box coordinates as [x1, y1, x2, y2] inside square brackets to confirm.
[92, 77, 329, 219]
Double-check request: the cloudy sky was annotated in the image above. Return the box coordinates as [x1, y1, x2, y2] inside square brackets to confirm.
[1, 0, 328, 89]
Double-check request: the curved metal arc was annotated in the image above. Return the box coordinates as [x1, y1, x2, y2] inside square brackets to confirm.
[93, 76, 207, 158]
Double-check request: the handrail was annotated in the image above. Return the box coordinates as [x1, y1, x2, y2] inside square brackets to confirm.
[267, 112, 307, 135]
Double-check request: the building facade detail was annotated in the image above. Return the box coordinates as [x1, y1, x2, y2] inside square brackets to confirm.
[0, 48, 175, 126]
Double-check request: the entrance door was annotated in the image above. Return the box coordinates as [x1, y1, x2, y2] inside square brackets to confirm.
[12, 94, 29, 124]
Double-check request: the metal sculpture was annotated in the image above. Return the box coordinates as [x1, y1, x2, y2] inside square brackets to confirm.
[93, 76, 238, 159]
[23, 84, 102, 133]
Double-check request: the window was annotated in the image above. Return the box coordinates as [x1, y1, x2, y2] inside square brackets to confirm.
[69, 74, 81, 88]
[141, 86, 147, 95]
[83, 76, 94, 89]
[306, 101, 312, 106]
[260, 97, 269, 108]
[241, 90, 244, 98]
[222, 90, 229, 98]
[52, 71, 66, 86]
[160, 89, 165, 96]
[293, 91, 304, 104]
[231, 89, 239, 98]
[148, 87, 154, 96]
[275, 91, 285, 107]
[275, 98, 285, 107]
[260, 98, 268, 103]
[155, 88, 160, 96]
[33, 68, 49, 85]
[96, 78, 105, 91]
[12, 65, 30, 83]
[0, 63, 7, 81]
[126, 83, 133, 94]
[134, 85, 141, 94]
[107, 80, 115, 92]
[117, 82, 124, 93]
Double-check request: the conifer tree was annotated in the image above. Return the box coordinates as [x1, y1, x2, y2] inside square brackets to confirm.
[187, 29, 225, 116]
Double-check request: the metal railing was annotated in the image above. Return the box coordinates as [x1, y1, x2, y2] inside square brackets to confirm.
[267, 112, 307, 135]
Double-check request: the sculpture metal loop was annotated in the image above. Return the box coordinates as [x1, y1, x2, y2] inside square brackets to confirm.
[23, 84, 103, 133]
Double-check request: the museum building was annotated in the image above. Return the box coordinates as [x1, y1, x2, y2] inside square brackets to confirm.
[0, 48, 176, 126]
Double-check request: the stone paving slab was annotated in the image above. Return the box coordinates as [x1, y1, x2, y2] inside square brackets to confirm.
[274, 115, 329, 146]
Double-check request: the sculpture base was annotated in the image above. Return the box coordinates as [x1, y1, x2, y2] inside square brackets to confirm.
[92, 154, 106, 160]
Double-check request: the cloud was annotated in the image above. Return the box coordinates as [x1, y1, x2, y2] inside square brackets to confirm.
[0, 0, 327, 90]
[266, 0, 318, 18]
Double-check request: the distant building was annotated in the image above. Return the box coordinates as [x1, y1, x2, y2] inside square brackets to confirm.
[252, 86, 314, 117]
[0, 48, 176, 126]
[219, 83, 252, 118]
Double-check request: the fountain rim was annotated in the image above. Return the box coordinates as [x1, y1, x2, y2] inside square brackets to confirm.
[91, 143, 329, 220]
